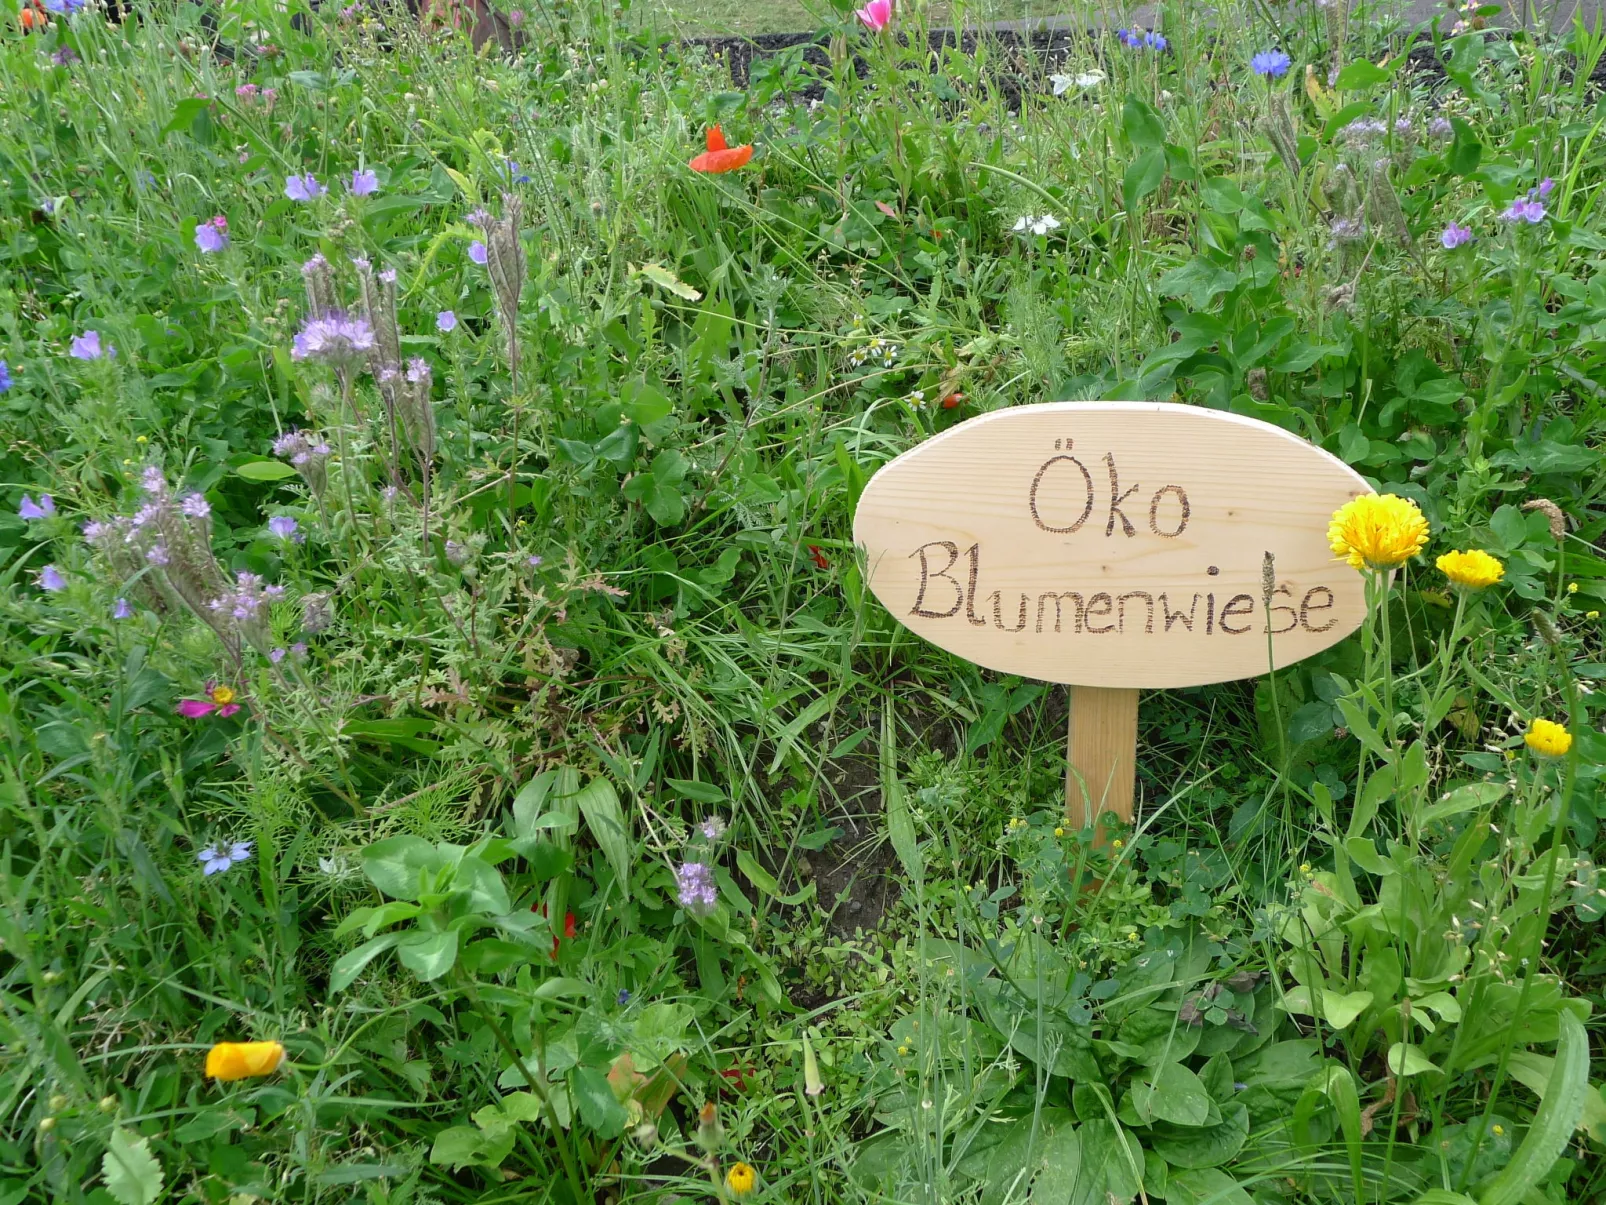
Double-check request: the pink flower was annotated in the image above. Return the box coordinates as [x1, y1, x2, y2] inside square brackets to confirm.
[177, 682, 242, 718]
[856, 0, 891, 30]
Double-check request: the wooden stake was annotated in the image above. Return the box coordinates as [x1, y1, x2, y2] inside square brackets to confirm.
[1066, 686, 1138, 834]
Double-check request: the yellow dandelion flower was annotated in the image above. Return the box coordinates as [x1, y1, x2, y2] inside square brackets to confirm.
[204, 1040, 285, 1081]
[1328, 494, 1429, 570]
[1436, 549, 1503, 590]
[726, 1161, 757, 1198]
[1524, 718, 1572, 758]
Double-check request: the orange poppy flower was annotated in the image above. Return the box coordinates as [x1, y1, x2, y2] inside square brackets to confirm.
[205, 1040, 286, 1081]
[689, 126, 753, 174]
[19, 0, 47, 29]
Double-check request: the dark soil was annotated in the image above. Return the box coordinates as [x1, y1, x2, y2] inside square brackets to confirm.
[688, 27, 1086, 106]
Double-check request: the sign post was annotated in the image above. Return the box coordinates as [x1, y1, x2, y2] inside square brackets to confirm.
[852, 402, 1372, 835]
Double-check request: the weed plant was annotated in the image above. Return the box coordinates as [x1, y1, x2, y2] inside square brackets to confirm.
[1, 0, 1605, 1202]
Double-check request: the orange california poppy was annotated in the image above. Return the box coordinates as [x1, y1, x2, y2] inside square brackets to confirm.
[689, 126, 753, 174]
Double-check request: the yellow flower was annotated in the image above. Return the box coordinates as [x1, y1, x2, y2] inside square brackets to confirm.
[1567, 582, 1579, 594]
[1436, 549, 1503, 590]
[1328, 494, 1429, 570]
[1492, 1124, 1505, 1136]
[209, 685, 236, 706]
[205, 1040, 285, 1081]
[1589, 611, 1600, 620]
[1112, 839, 1123, 849]
[1524, 718, 1573, 758]
[726, 1161, 757, 1198]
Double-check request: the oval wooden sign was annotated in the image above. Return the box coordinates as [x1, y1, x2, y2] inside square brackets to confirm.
[853, 402, 1372, 689]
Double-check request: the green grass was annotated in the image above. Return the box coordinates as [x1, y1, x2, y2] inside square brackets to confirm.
[2, 0, 1605, 1202]
[633, 0, 1070, 36]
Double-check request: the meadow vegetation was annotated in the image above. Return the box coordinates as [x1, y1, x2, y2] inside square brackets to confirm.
[2, 0, 1606, 1202]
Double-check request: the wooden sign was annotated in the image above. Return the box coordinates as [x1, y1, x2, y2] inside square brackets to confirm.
[853, 402, 1372, 830]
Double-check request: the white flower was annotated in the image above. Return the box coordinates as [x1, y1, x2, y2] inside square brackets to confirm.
[1051, 70, 1104, 95]
[1030, 214, 1062, 236]
[1012, 215, 1031, 232]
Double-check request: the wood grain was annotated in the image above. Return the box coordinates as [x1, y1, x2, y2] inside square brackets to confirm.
[853, 402, 1372, 689]
[1067, 685, 1139, 827]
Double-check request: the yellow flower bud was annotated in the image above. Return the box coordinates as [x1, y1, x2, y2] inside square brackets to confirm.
[204, 1040, 285, 1081]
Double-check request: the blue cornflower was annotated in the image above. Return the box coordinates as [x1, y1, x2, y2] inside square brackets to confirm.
[198, 840, 253, 876]
[42, 0, 86, 13]
[0, 360, 11, 393]
[1115, 27, 1143, 48]
[1251, 49, 1292, 78]
[501, 159, 531, 185]
[617, 989, 631, 1005]
[1144, 32, 1168, 50]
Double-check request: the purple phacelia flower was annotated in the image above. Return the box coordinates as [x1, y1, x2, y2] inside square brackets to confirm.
[38, 564, 67, 591]
[291, 312, 376, 365]
[675, 861, 718, 915]
[267, 515, 299, 541]
[468, 241, 489, 265]
[436, 310, 457, 332]
[181, 492, 211, 519]
[1440, 222, 1474, 249]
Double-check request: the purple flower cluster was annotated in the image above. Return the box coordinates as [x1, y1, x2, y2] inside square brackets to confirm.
[1339, 118, 1387, 147]
[675, 861, 718, 915]
[208, 570, 285, 625]
[284, 174, 326, 202]
[1501, 177, 1553, 224]
[291, 312, 376, 365]
[1115, 28, 1167, 50]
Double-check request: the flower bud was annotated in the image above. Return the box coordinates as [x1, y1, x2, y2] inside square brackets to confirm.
[98, 1095, 118, 1113]
[48, 1094, 68, 1112]
[38, 1116, 56, 1132]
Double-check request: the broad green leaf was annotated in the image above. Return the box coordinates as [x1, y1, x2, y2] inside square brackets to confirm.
[397, 929, 459, 981]
[429, 1124, 513, 1171]
[102, 1128, 163, 1205]
[360, 901, 421, 939]
[235, 459, 297, 482]
[1334, 60, 1390, 89]
[329, 932, 402, 992]
[572, 777, 631, 899]
[1348, 762, 1396, 838]
[1123, 147, 1167, 211]
[1419, 782, 1507, 825]
[534, 976, 591, 1000]
[1322, 990, 1374, 1029]
[1413, 1193, 1478, 1205]
[454, 855, 511, 915]
[1414, 992, 1462, 1024]
[573, 1066, 628, 1137]
[634, 262, 703, 301]
[1122, 94, 1165, 149]
[1152, 1102, 1249, 1168]
[665, 778, 725, 804]
[1158, 257, 1238, 309]
[1479, 1009, 1590, 1205]
[1386, 1042, 1441, 1077]
[1447, 117, 1482, 176]
[1167, 1166, 1254, 1205]
[362, 835, 446, 900]
[1134, 1061, 1211, 1125]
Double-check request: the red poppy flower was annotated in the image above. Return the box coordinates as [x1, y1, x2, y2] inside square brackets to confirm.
[807, 545, 829, 570]
[535, 903, 578, 958]
[941, 392, 965, 410]
[689, 126, 753, 174]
